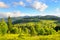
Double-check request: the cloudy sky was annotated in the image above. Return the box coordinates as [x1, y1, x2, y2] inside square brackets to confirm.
[0, 0, 60, 17]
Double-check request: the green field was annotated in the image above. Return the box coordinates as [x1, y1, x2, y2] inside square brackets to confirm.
[0, 34, 60, 40]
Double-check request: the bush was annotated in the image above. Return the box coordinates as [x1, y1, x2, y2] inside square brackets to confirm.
[38, 28, 45, 35]
[11, 27, 18, 34]
[57, 30, 60, 34]
[0, 18, 8, 34]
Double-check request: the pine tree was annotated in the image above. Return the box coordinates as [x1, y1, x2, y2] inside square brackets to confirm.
[8, 16, 13, 33]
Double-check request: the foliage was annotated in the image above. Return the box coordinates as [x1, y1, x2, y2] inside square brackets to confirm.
[0, 14, 60, 40]
[0, 17, 59, 40]
[8, 16, 13, 31]
[0, 18, 8, 34]
[10, 27, 18, 34]
[12, 20, 57, 35]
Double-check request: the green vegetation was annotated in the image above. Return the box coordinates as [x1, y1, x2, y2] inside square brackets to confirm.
[0, 18, 8, 34]
[0, 16, 60, 40]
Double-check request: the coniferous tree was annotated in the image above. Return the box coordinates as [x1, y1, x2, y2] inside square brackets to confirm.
[8, 16, 13, 33]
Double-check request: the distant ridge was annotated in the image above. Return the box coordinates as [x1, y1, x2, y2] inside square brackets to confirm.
[0, 15, 60, 24]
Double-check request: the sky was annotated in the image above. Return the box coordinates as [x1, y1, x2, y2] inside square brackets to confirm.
[0, 0, 60, 17]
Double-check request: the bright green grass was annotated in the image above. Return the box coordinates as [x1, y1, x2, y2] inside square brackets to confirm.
[0, 34, 60, 40]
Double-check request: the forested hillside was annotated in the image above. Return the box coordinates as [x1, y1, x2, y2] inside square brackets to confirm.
[0, 16, 60, 40]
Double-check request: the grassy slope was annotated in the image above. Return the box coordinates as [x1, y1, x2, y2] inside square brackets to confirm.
[0, 34, 60, 40]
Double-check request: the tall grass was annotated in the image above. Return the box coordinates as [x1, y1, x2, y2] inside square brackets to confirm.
[0, 34, 60, 40]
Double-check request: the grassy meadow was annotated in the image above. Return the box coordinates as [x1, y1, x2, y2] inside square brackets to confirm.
[0, 34, 60, 40]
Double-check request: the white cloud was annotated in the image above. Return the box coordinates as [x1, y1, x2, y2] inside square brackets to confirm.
[19, 1, 25, 7]
[48, 8, 60, 17]
[13, 1, 25, 7]
[26, 0, 32, 3]
[52, 0, 58, 3]
[32, 1, 48, 11]
[54, 8, 60, 16]
[0, 11, 21, 17]
[13, 2, 19, 6]
[13, 0, 48, 12]
[0, 2, 8, 8]
[0, 11, 60, 18]
[0, 11, 40, 17]
[6, 12, 20, 17]
[55, 8, 60, 13]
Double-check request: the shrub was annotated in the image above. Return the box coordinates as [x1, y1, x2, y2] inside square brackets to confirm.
[0, 18, 8, 34]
